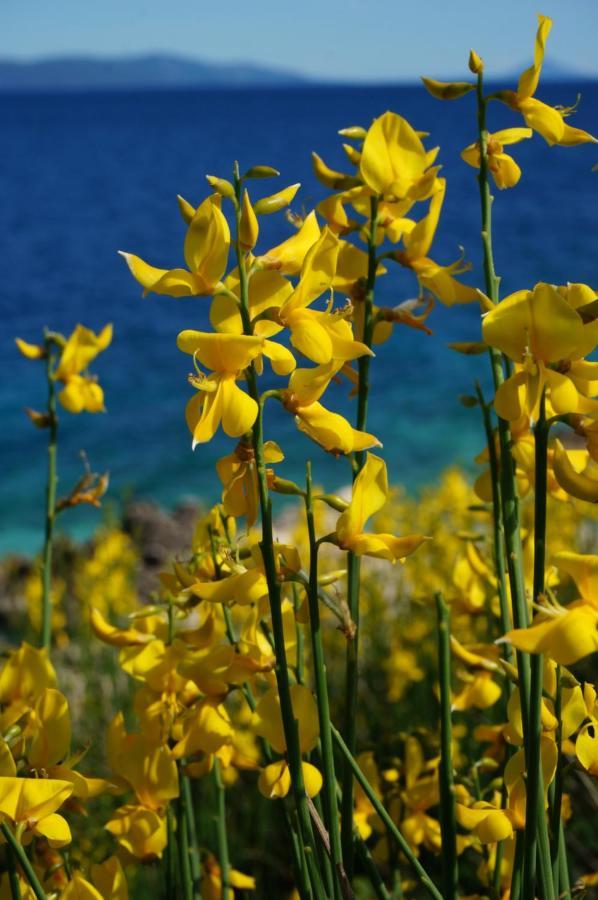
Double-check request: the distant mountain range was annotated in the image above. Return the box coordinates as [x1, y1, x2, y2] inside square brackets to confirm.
[0, 53, 594, 92]
[0, 54, 310, 91]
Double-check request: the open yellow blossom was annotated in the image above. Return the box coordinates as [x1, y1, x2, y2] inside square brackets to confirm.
[461, 128, 532, 189]
[497, 15, 596, 147]
[282, 361, 381, 454]
[336, 454, 429, 561]
[552, 440, 598, 503]
[456, 799, 516, 843]
[575, 684, 598, 776]
[0, 776, 73, 846]
[394, 180, 479, 305]
[217, 439, 283, 526]
[277, 227, 373, 365]
[482, 282, 598, 422]
[507, 552, 598, 664]
[90, 856, 129, 900]
[177, 332, 264, 445]
[359, 111, 440, 201]
[119, 194, 230, 297]
[257, 210, 320, 274]
[252, 684, 322, 800]
[52, 323, 112, 413]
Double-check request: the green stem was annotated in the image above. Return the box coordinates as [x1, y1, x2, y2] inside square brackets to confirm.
[475, 382, 512, 650]
[178, 795, 194, 900]
[435, 593, 458, 899]
[305, 464, 344, 900]
[5, 843, 22, 900]
[232, 164, 323, 900]
[181, 771, 202, 899]
[475, 71, 530, 713]
[166, 803, 177, 899]
[341, 193, 379, 876]
[354, 837, 391, 900]
[41, 338, 58, 651]
[550, 666, 565, 892]
[331, 725, 442, 900]
[213, 758, 230, 899]
[523, 395, 554, 900]
[0, 824, 47, 900]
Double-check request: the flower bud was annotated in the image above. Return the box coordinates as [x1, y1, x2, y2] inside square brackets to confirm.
[338, 126, 367, 140]
[314, 493, 349, 512]
[205, 175, 235, 199]
[253, 183, 300, 215]
[177, 194, 196, 224]
[421, 77, 475, 100]
[318, 569, 346, 586]
[239, 190, 259, 250]
[267, 472, 305, 496]
[15, 338, 46, 360]
[243, 165, 280, 179]
[468, 49, 484, 74]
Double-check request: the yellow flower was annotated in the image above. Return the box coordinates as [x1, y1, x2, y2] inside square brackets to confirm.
[217, 439, 283, 526]
[177, 332, 264, 445]
[90, 856, 129, 900]
[61, 872, 103, 900]
[507, 552, 598, 664]
[119, 194, 230, 297]
[257, 210, 320, 274]
[53, 323, 112, 413]
[482, 282, 598, 422]
[107, 713, 179, 809]
[456, 799, 515, 843]
[282, 362, 381, 455]
[252, 684, 322, 800]
[394, 180, 479, 305]
[105, 804, 168, 861]
[0, 776, 73, 846]
[336, 454, 429, 562]
[552, 439, 598, 503]
[575, 683, 598, 776]
[201, 853, 256, 900]
[497, 15, 596, 147]
[461, 128, 532, 189]
[359, 111, 440, 201]
[272, 227, 373, 366]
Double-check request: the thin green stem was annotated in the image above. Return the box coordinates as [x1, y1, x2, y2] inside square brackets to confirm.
[435, 593, 458, 899]
[181, 770, 202, 899]
[523, 395, 554, 900]
[41, 338, 58, 651]
[177, 795, 194, 900]
[0, 824, 47, 900]
[331, 725, 442, 900]
[341, 193, 379, 876]
[166, 803, 177, 899]
[474, 71, 530, 718]
[305, 463, 344, 900]
[550, 666, 565, 893]
[354, 837, 391, 900]
[5, 843, 22, 900]
[475, 382, 512, 651]
[213, 758, 230, 899]
[232, 164, 324, 900]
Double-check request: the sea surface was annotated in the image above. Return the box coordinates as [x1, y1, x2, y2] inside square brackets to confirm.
[1, 83, 597, 554]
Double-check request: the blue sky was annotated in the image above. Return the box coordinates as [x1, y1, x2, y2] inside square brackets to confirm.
[4, 0, 598, 81]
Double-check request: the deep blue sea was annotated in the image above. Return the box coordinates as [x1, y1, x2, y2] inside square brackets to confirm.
[1, 84, 596, 553]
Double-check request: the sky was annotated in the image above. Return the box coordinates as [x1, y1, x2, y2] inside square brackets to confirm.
[4, 0, 598, 81]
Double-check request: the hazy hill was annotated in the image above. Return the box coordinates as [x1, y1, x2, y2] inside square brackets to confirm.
[0, 53, 310, 91]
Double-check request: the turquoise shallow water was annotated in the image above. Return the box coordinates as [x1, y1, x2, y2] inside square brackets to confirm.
[1, 83, 596, 554]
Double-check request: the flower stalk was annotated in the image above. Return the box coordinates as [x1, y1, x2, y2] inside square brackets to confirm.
[435, 592, 458, 900]
[232, 163, 324, 899]
[41, 334, 58, 651]
[341, 194, 379, 875]
[0, 823, 47, 900]
[305, 461, 344, 899]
